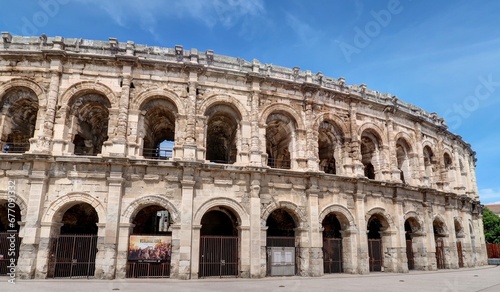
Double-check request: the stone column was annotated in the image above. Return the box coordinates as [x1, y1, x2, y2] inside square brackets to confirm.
[249, 78, 263, 166]
[238, 225, 251, 277]
[340, 228, 358, 273]
[414, 123, 426, 186]
[423, 201, 438, 270]
[385, 113, 399, 182]
[95, 171, 124, 279]
[306, 179, 322, 276]
[349, 102, 363, 176]
[115, 223, 134, 279]
[16, 164, 48, 279]
[249, 173, 263, 277]
[295, 226, 309, 276]
[445, 204, 459, 269]
[354, 186, 369, 274]
[391, 195, 409, 272]
[411, 231, 429, 270]
[34, 222, 61, 279]
[178, 171, 195, 279]
[103, 66, 132, 156]
[190, 224, 201, 279]
[34, 59, 62, 154]
[182, 71, 199, 160]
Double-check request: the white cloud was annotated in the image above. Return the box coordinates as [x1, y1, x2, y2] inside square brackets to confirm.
[75, 0, 265, 30]
[478, 188, 500, 204]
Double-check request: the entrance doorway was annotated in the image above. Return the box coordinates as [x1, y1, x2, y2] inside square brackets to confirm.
[0, 201, 21, 276]
[266, 209, 296, 276]
[199, 209, 239, 278]
[322, 213, 343, 273]
[367, 216, 383, 272]
[127, 205, 172, 278]
[49, 203, 98, 278]
[433, 218, 447, 269]
[405, 220, 415, 270]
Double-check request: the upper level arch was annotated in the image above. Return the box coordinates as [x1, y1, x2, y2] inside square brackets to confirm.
[59, 81, 117, 107]
[197, 93, 248, 120]
[259, 103, 304, 130]
[0, 85, 40, 153]
[0, 78, 46, 107]
[313, 112, 349, 138]
[132, 87, 185, 115]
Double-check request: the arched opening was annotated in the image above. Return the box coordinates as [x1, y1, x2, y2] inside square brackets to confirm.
[455, 219, 464, 268]
[266, 208, 297, 276]
[205, 104, 240, 164]
[361, 130, 381, 180]
[67, 93, 110, 156]
[404, 219, 415, 270]
[0, 200, 21, 275]
[443, 153, 454, 187]
[49, 203, 99, 278]
[423, 146, 436, 187]
[140, 98, 176, 160]
[367, 215, 385, 272]
[127, 205, 172, 278]
[266, 112, 295, 169]
[433, 218, 447, 269]
[322, 213, 343, 273]
[199, 208, 239, 278]
[396, 138, 411, 184]
[0, 87, 39, 153]
[318, 120, 344, 174]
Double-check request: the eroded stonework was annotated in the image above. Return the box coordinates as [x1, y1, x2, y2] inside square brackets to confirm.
[0, 34, 487, 280]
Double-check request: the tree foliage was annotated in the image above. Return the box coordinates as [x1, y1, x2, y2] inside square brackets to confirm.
[482, 207, 500, 244]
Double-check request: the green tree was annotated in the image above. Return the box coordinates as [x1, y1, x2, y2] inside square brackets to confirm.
[482, 207, 500, 244]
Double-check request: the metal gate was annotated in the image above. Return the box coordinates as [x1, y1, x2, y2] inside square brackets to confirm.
[126, 262, 170, 278]
[368, 239, 383, 272]
[0, 233, 20, 275]
[406, 239, 414, 270]
[435, 238, 445, 269]
[457, 241, 464, 268]
[199, 236, 238, 278]
[267, 236, 295, 276]
[323, 238, 342, 273]
[50, 234, 98, 278]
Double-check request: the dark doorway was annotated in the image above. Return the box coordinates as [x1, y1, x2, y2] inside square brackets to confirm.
[322, 213, 343, 273]
[433, 219, 446, 269]
[199, 209, 239, 278]
[405, 220, 415, 270]
[367, 216, 383, 272]
[49, 203, 98, 278]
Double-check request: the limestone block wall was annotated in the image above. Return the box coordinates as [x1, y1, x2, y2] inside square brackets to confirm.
[0, 34, 487, 280]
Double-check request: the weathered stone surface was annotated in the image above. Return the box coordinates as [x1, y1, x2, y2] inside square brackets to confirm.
[0, 35, 487, 280]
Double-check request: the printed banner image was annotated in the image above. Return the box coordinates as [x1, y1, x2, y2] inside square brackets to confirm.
[128, 235, 172, 262]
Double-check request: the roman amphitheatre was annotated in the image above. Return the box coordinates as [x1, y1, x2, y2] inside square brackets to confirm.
[0, 33, 487, 279]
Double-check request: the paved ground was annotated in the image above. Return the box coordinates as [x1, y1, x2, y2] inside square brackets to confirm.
[1, 265, 499, 292]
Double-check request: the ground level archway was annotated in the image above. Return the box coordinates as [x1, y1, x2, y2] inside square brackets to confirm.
[49, 202, 98, 278]
[199, 208, 239, 278]
[322, 213, 343, 273]
[266, 208, 297, 276]
[127, 205, 172, 278]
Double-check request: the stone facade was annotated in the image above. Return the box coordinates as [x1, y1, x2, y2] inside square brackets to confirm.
[0, 34, 488, 280]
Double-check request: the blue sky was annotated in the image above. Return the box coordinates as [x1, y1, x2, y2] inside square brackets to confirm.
[2, 0, 500, 204]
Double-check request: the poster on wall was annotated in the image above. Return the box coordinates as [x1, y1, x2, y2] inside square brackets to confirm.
[128, 235, 172, 263]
